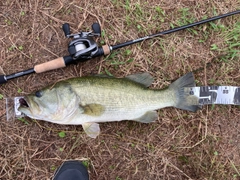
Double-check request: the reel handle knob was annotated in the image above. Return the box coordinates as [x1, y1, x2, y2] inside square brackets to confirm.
[62, 23, 71, 37]
[0, 75, 7, 84]
[92, 23, 101, 35]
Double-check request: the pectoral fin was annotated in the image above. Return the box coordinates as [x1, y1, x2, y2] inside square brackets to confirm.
[80, 103, 105, 116]
[82, 122, 100, 138]
[134, 111, 158, 123]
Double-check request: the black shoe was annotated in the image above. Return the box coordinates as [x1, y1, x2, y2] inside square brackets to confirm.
[53, 160, 89, 180]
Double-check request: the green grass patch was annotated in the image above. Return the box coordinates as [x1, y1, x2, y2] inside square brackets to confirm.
[211, 22, 240, 62]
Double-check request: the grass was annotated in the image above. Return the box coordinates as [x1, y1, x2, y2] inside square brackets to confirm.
[58, 131, 66, 138]
[0, 0, 240, 179]
[221, 22, 240, 61]
[210, 21, 240, 62]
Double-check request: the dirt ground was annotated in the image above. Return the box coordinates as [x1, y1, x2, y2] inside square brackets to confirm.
[0, 0, 239, 179]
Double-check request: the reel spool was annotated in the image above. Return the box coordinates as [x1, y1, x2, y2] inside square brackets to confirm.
[62, 23, 101, 61]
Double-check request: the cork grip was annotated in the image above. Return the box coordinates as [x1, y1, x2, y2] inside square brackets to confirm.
[34, 57, 66, 73]
[102, 45, 111, 55]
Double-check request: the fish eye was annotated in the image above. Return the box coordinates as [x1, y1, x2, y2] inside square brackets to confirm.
[35, 91, 42, 98]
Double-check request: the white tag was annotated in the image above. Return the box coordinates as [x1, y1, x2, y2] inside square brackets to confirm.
[6, 97, 25, 121]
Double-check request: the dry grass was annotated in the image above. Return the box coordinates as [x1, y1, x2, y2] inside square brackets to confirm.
[0, 0, 240, 179]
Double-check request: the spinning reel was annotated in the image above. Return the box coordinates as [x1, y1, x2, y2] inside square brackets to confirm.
[62, 23, 102, 60]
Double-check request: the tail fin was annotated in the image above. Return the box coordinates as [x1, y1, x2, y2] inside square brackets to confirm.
[169, 72, 200, 112]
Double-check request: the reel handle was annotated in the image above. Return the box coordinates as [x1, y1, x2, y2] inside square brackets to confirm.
[92, 23, 101, 35]
[0, 75, 7, 84]
[62, 23, 71, 37]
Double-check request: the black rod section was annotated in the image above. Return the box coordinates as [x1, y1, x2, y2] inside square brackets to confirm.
[0, 68, 35, 84]
[6, 68, 35, 81]
[111, 10, 240, 50]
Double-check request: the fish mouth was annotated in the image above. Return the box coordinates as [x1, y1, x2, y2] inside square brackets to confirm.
[19, 98, 29, 108]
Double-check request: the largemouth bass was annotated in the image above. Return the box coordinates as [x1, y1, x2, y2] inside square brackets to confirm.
[18, 72, 199, 138]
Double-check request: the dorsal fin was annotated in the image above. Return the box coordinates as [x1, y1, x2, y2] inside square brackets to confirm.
[126, 72, 154, 87]
[92, 74, 114, 78]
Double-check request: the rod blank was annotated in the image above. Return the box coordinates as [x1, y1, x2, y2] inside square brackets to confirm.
[112, 10, 240, 50]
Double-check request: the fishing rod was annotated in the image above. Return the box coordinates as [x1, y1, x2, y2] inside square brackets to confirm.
[0, 10, 239, 85]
